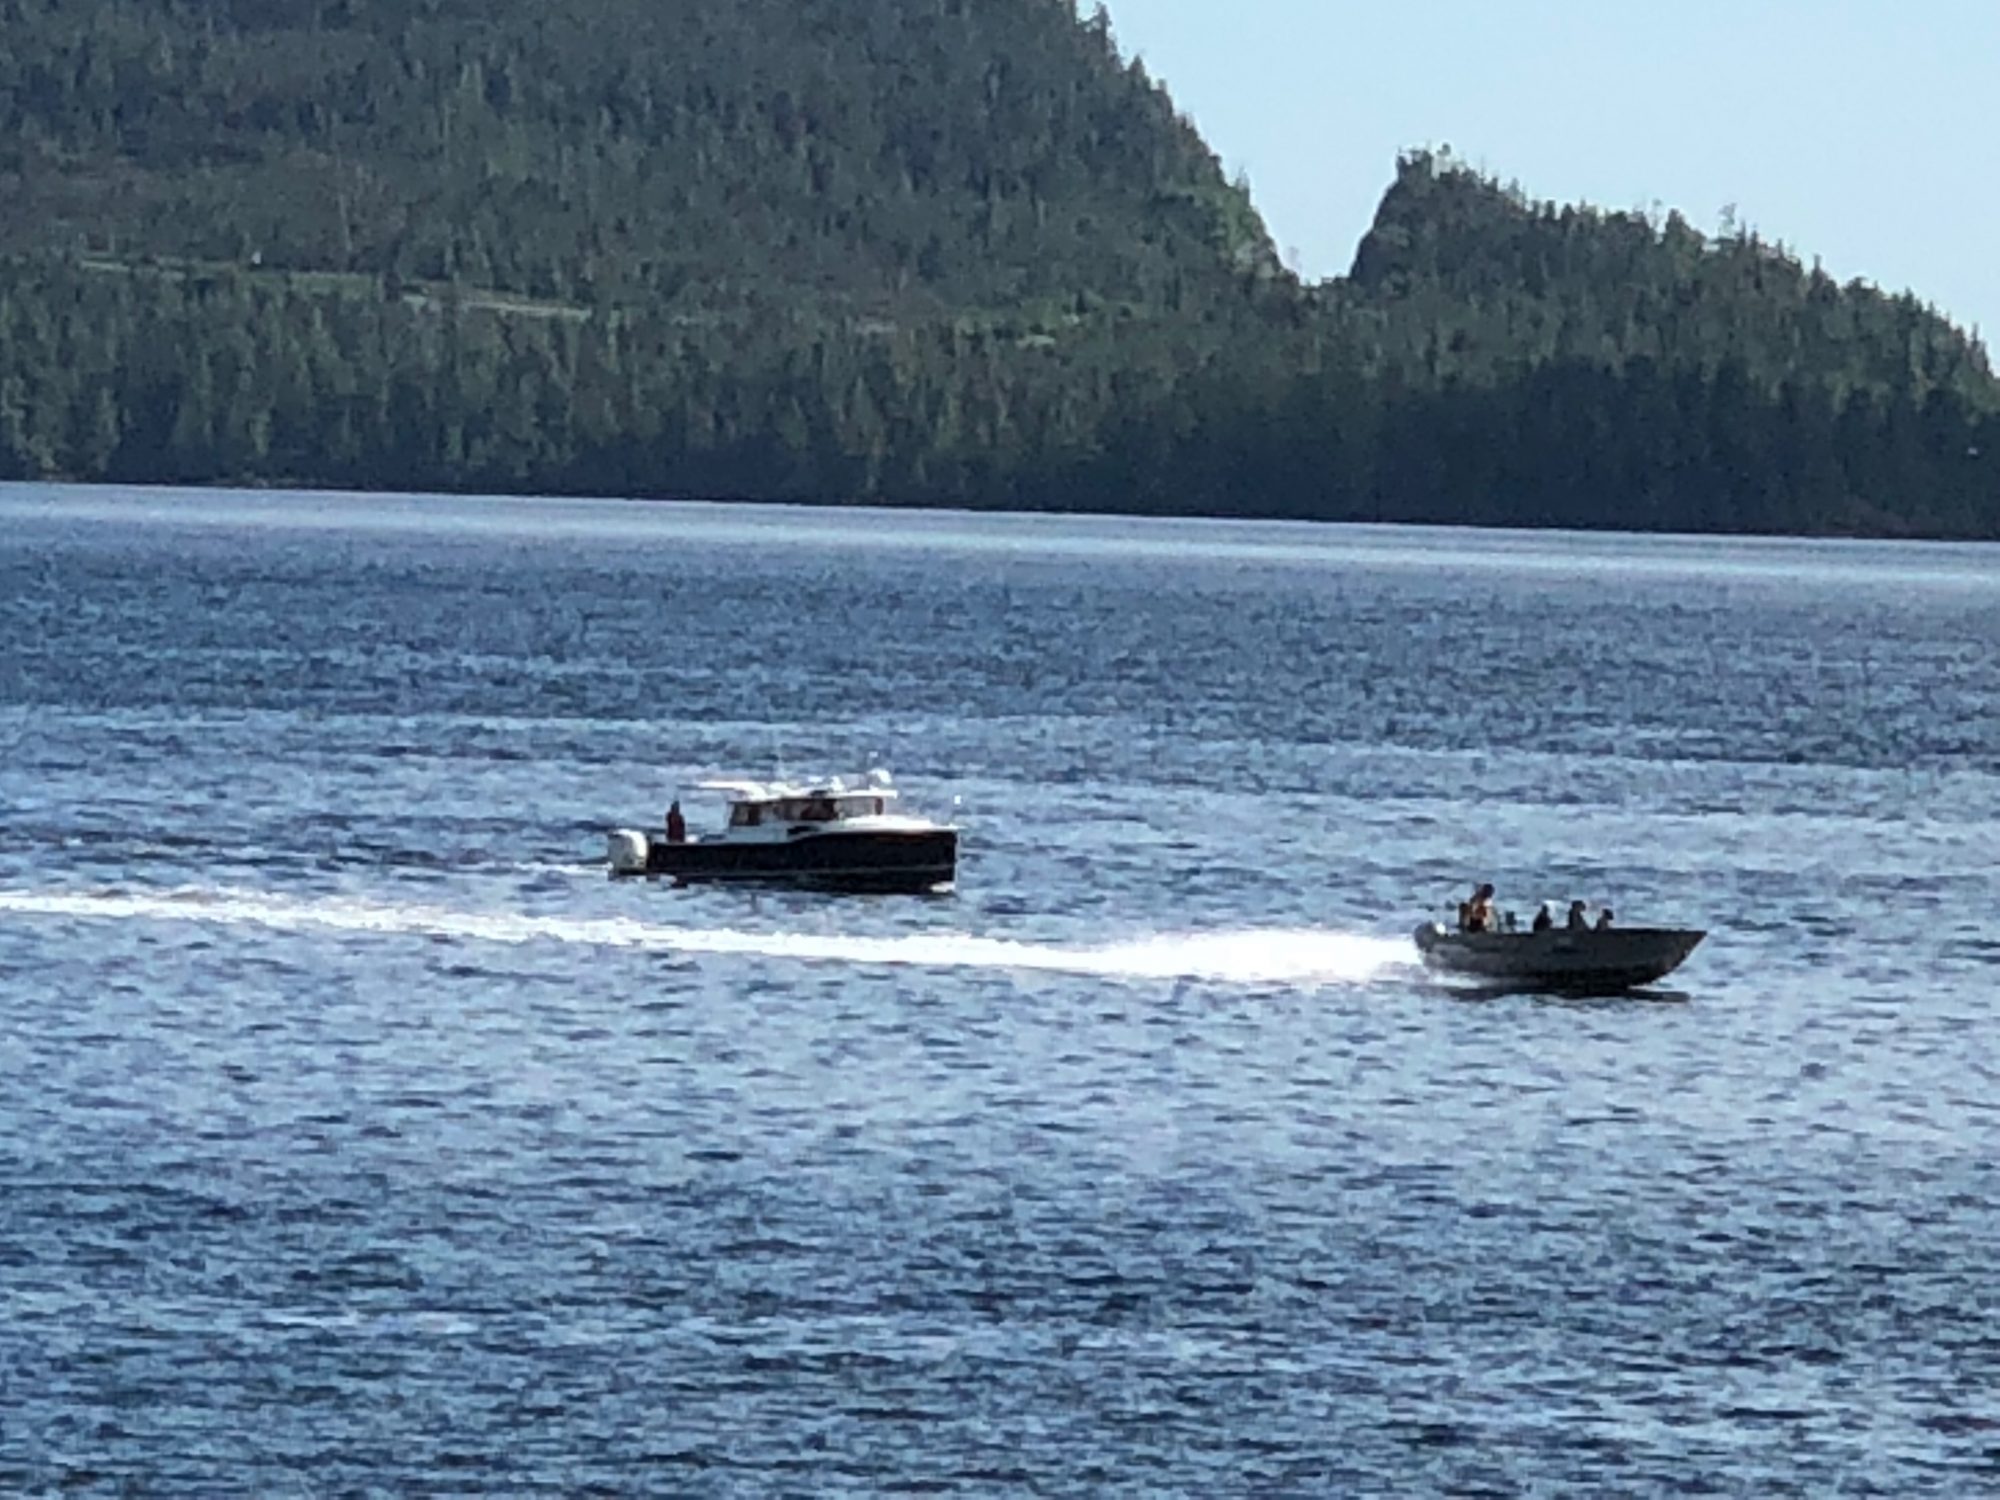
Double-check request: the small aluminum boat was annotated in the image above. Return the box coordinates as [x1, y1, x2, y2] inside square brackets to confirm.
[1413, 921, 1704, 994]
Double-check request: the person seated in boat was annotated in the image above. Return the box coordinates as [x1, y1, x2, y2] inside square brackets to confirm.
[1567, 899, 1590, 930]
[665, 800, 687, 844]
[1532, 901, 1555, 932]
[1460, 883, 1497, 932]
[1595, 907, 1615, 930]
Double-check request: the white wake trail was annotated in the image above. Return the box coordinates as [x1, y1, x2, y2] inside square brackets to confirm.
[0, 886, 1415, 987]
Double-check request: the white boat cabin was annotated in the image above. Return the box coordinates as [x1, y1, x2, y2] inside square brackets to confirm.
[688, 771, 916, 836]
[719, 787, 892, 828]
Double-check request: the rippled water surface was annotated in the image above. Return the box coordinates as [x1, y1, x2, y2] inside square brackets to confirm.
[4, 484, 1999, 1494]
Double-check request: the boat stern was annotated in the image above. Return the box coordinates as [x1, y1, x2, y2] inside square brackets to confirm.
[607, 828, 651, 877]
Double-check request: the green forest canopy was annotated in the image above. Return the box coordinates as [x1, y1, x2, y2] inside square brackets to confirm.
[1, 0, 1995, 537]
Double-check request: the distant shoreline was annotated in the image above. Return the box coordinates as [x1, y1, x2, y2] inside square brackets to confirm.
[6, 477, 1991, 552]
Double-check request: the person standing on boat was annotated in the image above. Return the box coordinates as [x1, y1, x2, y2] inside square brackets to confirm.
[1595, 908, 1615, 930]
[1567, 899, 1590, 930]
[665, 800, 687, 844]
[1532, 901, 1555, 932]
[1460, 883, 1497, 933]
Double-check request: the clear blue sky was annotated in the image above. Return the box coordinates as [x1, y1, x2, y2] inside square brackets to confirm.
[1098, 0, 1999, 340]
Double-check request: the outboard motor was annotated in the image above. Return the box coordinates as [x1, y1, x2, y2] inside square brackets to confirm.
[606, 829, 650, 876]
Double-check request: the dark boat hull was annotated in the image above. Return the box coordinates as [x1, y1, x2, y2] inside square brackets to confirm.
[1414, 923, 1704, 994]
[629, 828, 957, 894]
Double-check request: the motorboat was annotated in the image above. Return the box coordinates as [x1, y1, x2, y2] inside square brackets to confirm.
[1413, 918, 1704, 994]
[606, 770, 957, 894]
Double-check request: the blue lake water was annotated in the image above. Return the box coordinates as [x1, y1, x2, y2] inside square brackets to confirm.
[2, 482, 1998, 1493]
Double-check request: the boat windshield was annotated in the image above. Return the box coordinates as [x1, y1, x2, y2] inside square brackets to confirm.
[768, 797, 837, 822]
[722, 791, 887, 827]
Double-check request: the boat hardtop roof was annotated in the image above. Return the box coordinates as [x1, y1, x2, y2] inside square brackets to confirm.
[690, 770, 900, 805]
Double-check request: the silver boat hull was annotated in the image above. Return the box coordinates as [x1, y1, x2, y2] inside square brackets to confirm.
[1413, 922, 1704, 994]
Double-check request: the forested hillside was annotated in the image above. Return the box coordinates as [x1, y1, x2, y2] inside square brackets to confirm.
[0, 0, 1995, 536]
[0, 0, 1271, 311]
